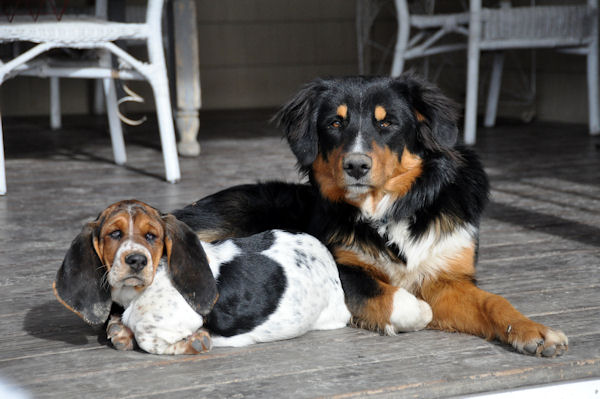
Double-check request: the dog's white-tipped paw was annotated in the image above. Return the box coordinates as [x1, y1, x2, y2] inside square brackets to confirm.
[387, 289, 433, 334]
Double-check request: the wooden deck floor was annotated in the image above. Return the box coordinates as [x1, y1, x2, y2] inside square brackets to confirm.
[0, 112, 599, 398]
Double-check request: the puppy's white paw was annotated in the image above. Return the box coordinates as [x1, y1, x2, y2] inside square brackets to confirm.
[386, 288, 432, 334]
[107, 315, 135, 351]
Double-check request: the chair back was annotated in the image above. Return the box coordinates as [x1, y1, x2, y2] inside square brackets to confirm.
[477, 0, 598, 50]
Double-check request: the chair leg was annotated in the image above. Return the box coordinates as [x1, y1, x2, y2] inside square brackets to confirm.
[50, 77, 62, 130]
[464, 51, 480, 145]
[0, 115, 6, 195]
[464, 0, 482, 145]
[99, 48, 126, 165]
[93, 79, 105, 115]
[147, 24, 181, 183]
[149, 75, 181, 183]
[391, 0, 410, 77]
[484, 52, 504, 128]
[356, 0, 367, 75]
[103, 77, 127, 165]
[587, 39, 600, 135]
[464, 49, 482, 146]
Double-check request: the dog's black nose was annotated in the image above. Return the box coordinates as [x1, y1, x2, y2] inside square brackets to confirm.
[125, 253, 148, 272]
[343, 153, 372, 180]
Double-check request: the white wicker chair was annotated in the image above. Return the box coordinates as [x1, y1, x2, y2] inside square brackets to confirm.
[390, 0, 599, 145]
[465, 0, 599, 144]
[390, 0, 470, 78]
[0, 0, 180, 195]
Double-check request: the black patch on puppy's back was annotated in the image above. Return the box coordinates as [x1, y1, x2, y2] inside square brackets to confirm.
[204, 232, 287, 337]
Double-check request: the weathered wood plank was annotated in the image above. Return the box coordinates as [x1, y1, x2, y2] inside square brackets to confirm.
[1, 290, 596, 361]
[2, 304, 597, 384]
[6, 332, 599, 399]
[1, 249, 597, 318]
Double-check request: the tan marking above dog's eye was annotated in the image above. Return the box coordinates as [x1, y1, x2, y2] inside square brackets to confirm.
[336, 104, 348, 119]
[374, 105, 386, 121]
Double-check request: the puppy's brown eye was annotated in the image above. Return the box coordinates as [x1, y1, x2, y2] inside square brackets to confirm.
[331, 120, 342, 128]
[145, 233, 156, 242]
[109, 230, 122, 240]
[378, 120, 391, 128]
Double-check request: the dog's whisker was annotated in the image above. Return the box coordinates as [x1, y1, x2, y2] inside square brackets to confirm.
[100, 270, 110, 290]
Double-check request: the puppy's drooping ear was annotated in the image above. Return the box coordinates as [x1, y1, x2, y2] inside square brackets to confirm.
[393, 74, 459, 150]
[273, 80, 327, 167]
[163, 214, 218, 316]
[53, 222, 112, 326]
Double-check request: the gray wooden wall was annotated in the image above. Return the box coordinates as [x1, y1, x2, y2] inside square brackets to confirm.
[0, 0, 595, 126]
[196, 0, 357, 109]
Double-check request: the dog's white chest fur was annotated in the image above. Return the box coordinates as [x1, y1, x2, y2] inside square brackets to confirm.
[363, 219, 478, 291]
[121, 263, 203, 354]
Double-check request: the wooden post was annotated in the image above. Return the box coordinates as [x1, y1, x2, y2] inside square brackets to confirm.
[587, 0, 599, 135]
[171, 0, 202, 156]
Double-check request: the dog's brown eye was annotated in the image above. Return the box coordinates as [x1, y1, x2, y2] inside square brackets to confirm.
[331, 120, 342, 129]
[109, 230, 122, 240]
[378, 120, 391, 128]
[145, 233, 156, 242]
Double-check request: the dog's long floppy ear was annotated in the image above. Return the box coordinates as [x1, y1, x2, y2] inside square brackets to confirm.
[393, 74, 459, 150]
[272, 79, 327, 167]
[53, 222, 112, 326]
[163, 214, 218, 316]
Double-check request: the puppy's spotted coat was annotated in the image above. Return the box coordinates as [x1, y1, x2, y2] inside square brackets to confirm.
[54, 200, 376, 354]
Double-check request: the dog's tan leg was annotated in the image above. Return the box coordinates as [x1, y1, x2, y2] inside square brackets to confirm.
[350, 279, 432, 334]
[335, 251, 432, 334]
[420, 277, 568, 357]
[107, 315, 135, 351]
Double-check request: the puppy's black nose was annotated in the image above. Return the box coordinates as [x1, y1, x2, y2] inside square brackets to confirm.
[343, 153, 372, 180]
[125, 253, 148, 272]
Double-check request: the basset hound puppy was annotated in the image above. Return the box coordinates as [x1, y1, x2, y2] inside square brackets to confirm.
[53, 200, 353, 354]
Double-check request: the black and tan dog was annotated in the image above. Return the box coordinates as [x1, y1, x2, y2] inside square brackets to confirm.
[173, 74, 568, 357]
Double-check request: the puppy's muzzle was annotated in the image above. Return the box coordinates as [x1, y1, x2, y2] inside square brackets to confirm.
[125, 253, 148, 273]
[343, 153, 372, 181]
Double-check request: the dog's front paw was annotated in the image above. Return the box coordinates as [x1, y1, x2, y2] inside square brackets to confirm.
[508, 321, 568, 357]
[387, 289, 433, 333]
[107, 315, 135, 351]
[188, 329, 212, 354]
